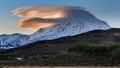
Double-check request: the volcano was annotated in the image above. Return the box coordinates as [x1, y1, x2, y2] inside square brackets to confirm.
[0, 6, 110, 50]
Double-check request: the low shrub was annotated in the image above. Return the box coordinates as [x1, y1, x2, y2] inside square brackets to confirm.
[0, 65, 3, 68]
[68, 44, 120, 57]
[114, 36, 120, 42]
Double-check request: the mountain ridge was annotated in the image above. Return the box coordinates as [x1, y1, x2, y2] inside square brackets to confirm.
[1, 28, 120, 52]
[0, 21, 110, 50]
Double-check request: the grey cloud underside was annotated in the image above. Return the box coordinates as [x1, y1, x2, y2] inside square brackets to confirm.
[0, 6, 110, 50]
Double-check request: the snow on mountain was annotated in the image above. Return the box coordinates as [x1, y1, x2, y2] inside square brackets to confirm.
[0, 33, 29, 50]
[0, 6, 111, 50]
[29, 18, 110, 42]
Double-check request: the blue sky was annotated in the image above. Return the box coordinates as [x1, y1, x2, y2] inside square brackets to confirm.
[0, 0, 120, 34]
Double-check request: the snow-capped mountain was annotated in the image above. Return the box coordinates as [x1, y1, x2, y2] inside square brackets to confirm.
[29, 18, 110, 42]
[0, 6, 111, 50]
[0, 20, 110, 50]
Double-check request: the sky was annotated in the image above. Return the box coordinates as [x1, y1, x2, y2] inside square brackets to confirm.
[0, 0, 120, 34]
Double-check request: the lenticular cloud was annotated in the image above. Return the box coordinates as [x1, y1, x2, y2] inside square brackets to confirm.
[12, 6, 110, 35]
[11, 6, 92, 30]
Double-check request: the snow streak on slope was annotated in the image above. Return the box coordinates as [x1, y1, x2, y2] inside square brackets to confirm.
[0, 6, 110, 50]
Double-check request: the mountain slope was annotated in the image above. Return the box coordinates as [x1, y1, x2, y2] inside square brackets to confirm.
[2, 28, 120, 53]
[29, 20, 110, 42]
[0, 33, 29, 50]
